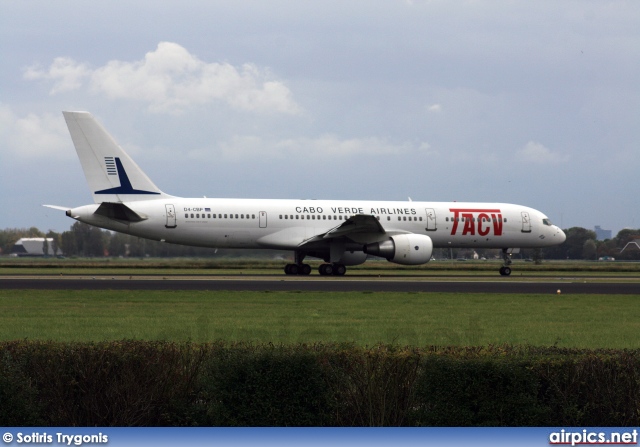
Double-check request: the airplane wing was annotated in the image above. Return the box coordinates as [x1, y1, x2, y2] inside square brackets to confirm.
[299, 214, 386, 246]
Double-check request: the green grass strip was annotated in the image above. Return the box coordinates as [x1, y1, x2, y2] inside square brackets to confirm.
[1, 290, 639, 348]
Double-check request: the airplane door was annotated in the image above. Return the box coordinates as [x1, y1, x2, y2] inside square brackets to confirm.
[259, 211, 267, 228]
[165, 204, 177, 228]
[425, 208, 437, 231]
[521, 211, 531, 233]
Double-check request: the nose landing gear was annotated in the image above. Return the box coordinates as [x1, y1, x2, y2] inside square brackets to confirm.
[499, 248, 516, 276]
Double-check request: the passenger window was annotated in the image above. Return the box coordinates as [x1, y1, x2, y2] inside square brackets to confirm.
[185, 214, 189, 218]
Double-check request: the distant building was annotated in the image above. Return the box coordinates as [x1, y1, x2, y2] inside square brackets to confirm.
[594, 226, 612, 241]
[10, 238, 62, 257]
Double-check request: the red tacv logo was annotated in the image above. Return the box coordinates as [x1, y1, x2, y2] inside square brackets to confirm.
[450, 208, 503, 236]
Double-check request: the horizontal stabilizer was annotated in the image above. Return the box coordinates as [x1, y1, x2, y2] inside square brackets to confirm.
[43, 205, 71, 211]
[94, 202, 148, 222]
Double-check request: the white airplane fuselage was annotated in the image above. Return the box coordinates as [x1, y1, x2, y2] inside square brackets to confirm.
[69, 198, 564, 251]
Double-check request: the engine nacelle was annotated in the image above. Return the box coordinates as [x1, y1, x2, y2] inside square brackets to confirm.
[337, 250, 368, 266]
[363, 234, 433, 265]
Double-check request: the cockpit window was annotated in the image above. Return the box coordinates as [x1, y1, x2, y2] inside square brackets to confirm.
[543, 218, 553, 226]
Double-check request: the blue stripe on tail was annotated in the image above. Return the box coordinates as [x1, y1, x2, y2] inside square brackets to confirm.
[95, 158, 161, 195]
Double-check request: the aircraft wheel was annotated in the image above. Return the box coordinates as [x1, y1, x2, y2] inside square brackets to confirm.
[299, 264, 312, 275]
[319, 263, 333, 275]
[286, 263, 299, 275]
[333, 264, 346, 276]
[499, 266, 512, 276]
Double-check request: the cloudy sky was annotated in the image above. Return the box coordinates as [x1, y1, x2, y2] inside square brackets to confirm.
[1, 0, 639, 235]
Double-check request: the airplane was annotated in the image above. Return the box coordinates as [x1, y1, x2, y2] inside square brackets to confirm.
[45, 111, 566, 276]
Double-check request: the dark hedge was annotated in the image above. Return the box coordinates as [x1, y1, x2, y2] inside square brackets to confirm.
[1, 341, 638, 426]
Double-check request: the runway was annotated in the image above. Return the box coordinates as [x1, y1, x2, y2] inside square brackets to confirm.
[1, 276, 639, 294]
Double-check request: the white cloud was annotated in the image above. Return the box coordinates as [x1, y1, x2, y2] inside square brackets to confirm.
[190, 134, 431, 162]
[516, 141, 569, 164]
[23, 42, 301, 115]
[0, 104, 70, 159]
[427, 103, 442, 113]
[23, 57, 91, 94]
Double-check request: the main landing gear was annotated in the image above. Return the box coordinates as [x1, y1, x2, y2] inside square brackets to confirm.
[284, 263, 312, 275]
[499, 248, 513, 276]
[283, 262, 347, 276]
[318, 263, 347, 276]
[284, 251, 347, 276]
[284, 251, 312, 275]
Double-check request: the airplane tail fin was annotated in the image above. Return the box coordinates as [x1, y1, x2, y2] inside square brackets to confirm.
[63, 111, 171, 203]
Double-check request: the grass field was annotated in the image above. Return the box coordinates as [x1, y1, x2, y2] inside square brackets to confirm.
[1, 290, 639, 348]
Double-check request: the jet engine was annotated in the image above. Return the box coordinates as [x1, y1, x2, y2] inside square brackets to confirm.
[363, 234, 433, 265]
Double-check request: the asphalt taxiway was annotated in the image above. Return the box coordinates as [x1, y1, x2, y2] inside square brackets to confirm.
[1, 276, 639, 294]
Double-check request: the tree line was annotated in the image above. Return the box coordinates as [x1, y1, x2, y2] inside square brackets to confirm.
[1, 223, 639, 260]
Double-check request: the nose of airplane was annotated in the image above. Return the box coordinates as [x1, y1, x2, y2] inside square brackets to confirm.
[557, 227, 566, 243]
